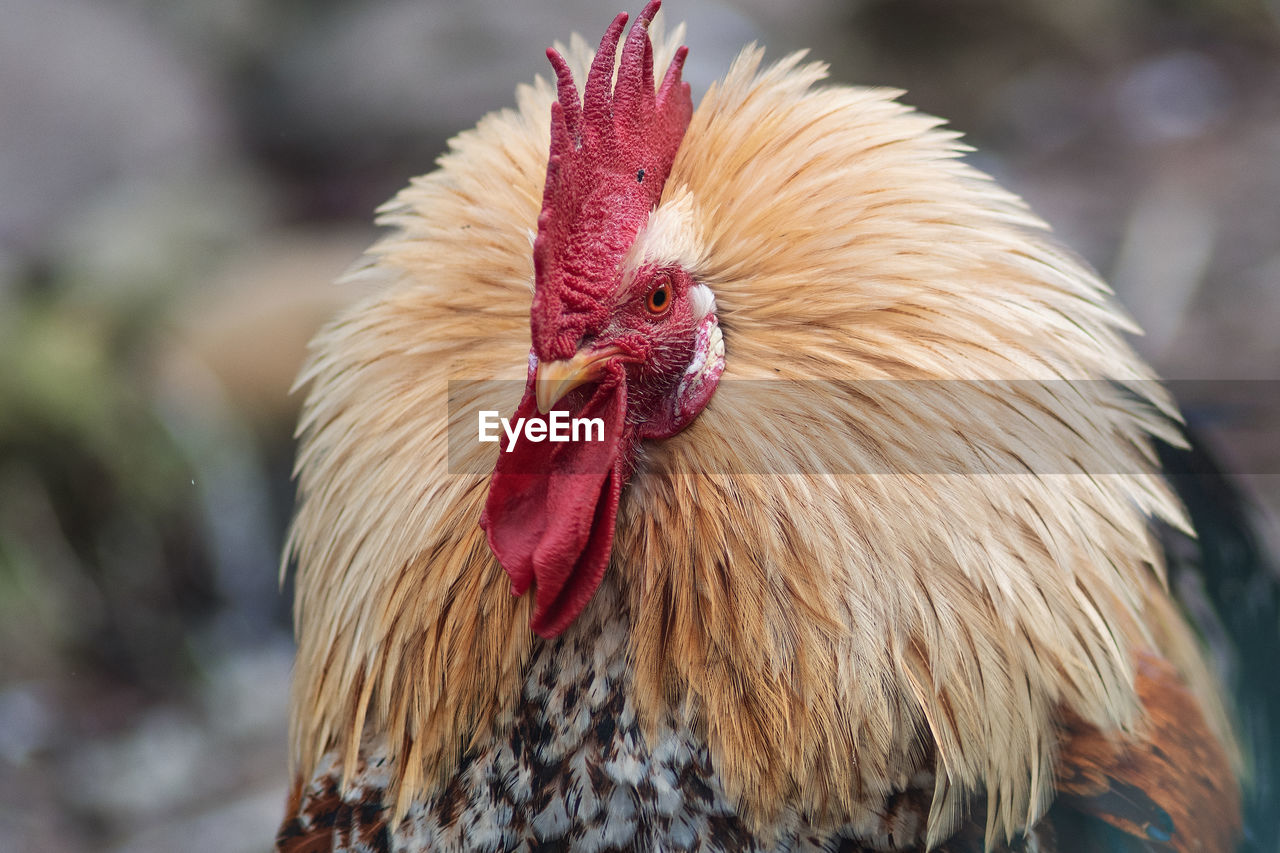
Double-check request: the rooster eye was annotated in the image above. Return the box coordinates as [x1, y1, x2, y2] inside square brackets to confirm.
[646, 277, 672, 316]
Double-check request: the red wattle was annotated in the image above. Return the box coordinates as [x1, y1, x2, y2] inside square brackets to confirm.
[480, 378, 628, 638]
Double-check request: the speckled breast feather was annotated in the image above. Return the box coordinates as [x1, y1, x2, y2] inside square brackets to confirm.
[277, 578, 1071, 853]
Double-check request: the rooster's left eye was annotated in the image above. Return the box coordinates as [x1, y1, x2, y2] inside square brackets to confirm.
[646, 277, 672, 316]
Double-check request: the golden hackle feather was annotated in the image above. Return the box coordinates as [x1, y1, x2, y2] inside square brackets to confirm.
[286, 18, 1235, 847]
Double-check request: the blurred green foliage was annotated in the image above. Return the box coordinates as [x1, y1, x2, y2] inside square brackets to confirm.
[0, 290, 216, 692]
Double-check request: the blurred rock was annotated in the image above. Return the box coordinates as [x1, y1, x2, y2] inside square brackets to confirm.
[0, 684, 56, 766]
[67, 708, 208, 819]
[199, 641, 294, 742]
[264, 0, 761, 151]
[0, 0, 231, 261]
[1116, 51, 1233, 144]
[22, 641, 295, 853]
[107, 788, 284, 853]
[1111, 178, 1216, 360]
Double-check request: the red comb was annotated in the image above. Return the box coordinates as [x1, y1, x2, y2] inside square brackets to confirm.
[531, 0, 693, 361]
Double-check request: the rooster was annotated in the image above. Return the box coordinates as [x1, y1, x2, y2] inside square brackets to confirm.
[277, 3, 1248, 850]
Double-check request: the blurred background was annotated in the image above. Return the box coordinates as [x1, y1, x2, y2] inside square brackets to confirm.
[1, 0, 1278, 850]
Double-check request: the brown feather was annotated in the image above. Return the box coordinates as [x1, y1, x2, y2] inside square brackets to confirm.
[1056, 650, 1241, 852]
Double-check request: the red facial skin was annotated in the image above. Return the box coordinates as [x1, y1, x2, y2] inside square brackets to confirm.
[480, 2, 713, 638]
[594, 265, 706, 441]
[482, 265, 718, 638]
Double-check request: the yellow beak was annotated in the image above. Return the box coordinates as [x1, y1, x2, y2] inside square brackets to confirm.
[535, 347, 618, 413]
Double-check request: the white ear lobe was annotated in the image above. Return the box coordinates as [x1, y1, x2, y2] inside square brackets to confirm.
[689, 283, 716, 322]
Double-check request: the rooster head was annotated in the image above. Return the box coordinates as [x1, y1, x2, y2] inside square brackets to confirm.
[480, 1, 720, 638]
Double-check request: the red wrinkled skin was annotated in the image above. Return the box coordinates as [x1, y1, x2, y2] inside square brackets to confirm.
[480, 374, 628, 638]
